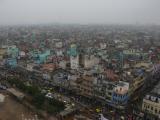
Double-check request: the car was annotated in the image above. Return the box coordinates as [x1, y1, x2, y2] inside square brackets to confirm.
[41, 89, 47, 94]
[0, 84, 7, 90]
[45, 92, 54, 99]
[120, 116, 125, 120]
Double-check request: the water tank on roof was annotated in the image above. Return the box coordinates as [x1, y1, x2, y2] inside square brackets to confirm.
[151, 96, 157, 101]
[146, 95, 150, 99]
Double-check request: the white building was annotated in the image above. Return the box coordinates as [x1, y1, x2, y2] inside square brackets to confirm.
[26, 63, 35, 71]
[100, 43, 107, 49]
[70, 55, 79, 70]
[84, 55, 99, 69]
[55, 41, 63, 48]
[142, 82, 160, 117]
[19, 51, 26, 57]
[59, 60, 67, 69]
[0, 94, 5, 102]
[56, 50, 63, 56]
[142, 94, 160, 117]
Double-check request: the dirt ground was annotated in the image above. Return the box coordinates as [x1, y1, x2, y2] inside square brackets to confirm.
[0, 92, 38, 120]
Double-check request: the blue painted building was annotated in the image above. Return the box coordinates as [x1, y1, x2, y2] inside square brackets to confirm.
[67, 44, 78, 57]
[7, 46, 19, 58]
[112, 92, 129, 105]
[111, 81, 129, 105]
[32, 50, 51, 64]
[5, 58, 17, 67]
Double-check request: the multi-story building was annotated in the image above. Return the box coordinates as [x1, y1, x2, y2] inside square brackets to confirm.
[69, 44, 79, 70]
[26, 63, 36, 71]
[99, 43, 107, 50]
[142, 82, 160, 119]
[123, 49, 141, 56]
[0, 48, 7, 60]
[142, 94, 160, 117]
[4, 45, 19, 58]
[5, 58, 17, 67]
[122, 66, 146, 97]
[111, 81, 129, 105]
[129, 75, 145, 95]
[55, 41, 63, 49]
[70, 55, 79, 70]
[77, 75, 95, 97]
[93, 76, 116, 102]
[59, 60, 67, 69]
[81, 55, 99, 69]
[34, 50, 51, 64]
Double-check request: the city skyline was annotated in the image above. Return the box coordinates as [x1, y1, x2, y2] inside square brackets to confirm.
[0, 0, 160, 25]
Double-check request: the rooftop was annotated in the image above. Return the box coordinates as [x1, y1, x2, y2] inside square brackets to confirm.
[7, 88, 25, 99]
[59, 108, 77, 117]
[151, 81, 160, 96]
[0, 94, 5, 102]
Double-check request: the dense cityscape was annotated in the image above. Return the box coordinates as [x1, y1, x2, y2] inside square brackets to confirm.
[0, 24, 160, 120]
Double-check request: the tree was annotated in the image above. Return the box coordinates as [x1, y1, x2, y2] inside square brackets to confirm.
[32, 93, 45, 109]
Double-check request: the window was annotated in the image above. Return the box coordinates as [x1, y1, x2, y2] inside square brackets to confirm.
[155, 109, 157, 113]
[151, 107, 153, 110]
[143, 104, 146, 108]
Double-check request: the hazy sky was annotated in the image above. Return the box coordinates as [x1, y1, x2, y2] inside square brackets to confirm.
[0, 0, 160, 25]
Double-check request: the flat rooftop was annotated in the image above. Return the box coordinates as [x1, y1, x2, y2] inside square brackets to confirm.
[7, 88, 25, 99]
[151, 81, 160, 96]
[0, 94, 5, 102]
